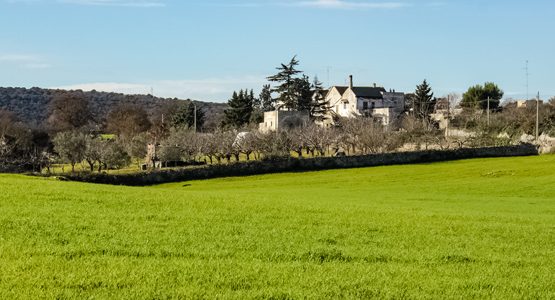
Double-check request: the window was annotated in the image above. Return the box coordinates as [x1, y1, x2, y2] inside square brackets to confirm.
[371, 102, 375, 109]
[363, 102, 368, 110]
[343, 103, 347, 110]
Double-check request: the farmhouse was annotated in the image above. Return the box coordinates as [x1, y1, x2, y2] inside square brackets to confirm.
[259, 109, 310, 133]
[516, 99, 543, 108]
[325, 76, 405, 126]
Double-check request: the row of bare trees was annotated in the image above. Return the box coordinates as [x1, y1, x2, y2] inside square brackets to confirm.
[151, 116, 456, 167]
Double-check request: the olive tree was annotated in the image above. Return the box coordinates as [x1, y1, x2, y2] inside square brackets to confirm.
[52, 131, 87, 172]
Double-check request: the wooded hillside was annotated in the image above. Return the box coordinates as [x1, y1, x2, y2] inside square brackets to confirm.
[0, 87, 226, 129]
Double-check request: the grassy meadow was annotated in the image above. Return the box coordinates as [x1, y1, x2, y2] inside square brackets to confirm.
[1, 155, 554, 298]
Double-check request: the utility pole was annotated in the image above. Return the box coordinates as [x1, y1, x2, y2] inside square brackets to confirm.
[536, 92, 540, 141]
[193, 103, 197, 132]
[487, 97, 490, 127]
[446, 95, 450, 136]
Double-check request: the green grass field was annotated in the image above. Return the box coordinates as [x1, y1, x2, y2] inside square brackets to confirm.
[1, 156, 554, 299]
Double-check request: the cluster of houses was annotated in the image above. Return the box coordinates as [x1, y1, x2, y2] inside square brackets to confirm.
[259, 75, 406, 132]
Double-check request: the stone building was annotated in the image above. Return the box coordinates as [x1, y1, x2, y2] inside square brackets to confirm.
[325, 76, 405, 126]
[259, 109, 310, 133]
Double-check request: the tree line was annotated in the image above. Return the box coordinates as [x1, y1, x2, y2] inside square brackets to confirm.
[221, 56, 332, 128]
[1, 56, 554, 173]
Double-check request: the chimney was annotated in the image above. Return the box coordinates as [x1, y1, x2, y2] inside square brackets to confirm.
[373, 83, 377, 88]
[349, 75, 353, 89]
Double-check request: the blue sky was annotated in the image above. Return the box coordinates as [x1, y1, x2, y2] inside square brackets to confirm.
[1, 0, 554, 102]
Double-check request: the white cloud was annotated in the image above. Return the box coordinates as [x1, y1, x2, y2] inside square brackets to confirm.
[295, 0, 408, 9]
[54, 76, 267, 101]
[0, 54, 38, 62]
[221, 0, 409, 9]
[58, 0, 165, 7]
[0, 54, 51, 69]
[5, 0, 165, 7]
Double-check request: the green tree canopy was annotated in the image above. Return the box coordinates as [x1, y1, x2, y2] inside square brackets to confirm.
[310, 76, 331, 122]
[259, 84, 274, 112]
[222, 89, 255, 128]
[461, 82, 504, 110]
[267, 56, 304, 110]
[52, 130, 87, 172]
[412, 80, 436, 120]
[170, 101, 205, 131]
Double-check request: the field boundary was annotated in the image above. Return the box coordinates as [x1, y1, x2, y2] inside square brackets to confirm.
[53, 144, 539, 186]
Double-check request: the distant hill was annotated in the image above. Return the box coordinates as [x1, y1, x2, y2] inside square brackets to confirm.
[0, 87, 227, 130]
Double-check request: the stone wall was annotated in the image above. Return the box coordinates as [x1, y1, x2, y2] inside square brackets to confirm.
[65, 144, 539, 186]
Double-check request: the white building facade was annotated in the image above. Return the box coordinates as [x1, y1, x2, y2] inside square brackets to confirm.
[325, 76, 405, 126]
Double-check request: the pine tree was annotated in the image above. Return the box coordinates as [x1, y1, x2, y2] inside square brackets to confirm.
[170, 101, 205, 131]
[461, 82, 504, 110]
[310, 76, 331, 123]
[413, 80, 436, 120]
[267, 56, 303, 110]
[222, 89, 254, 128]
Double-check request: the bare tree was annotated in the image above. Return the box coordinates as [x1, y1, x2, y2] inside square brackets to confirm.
[47, 93, 92, 132]
[198, 133, 218, 164]
[107, 103, 151, 139]
[234, 131, 258, 161]
[216, 130, 238, 163]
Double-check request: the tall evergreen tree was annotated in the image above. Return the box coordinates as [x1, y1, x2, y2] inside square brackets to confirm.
[267, 56, 303, 110]
[249, 89, 264, 124]
[222, 89, 254, 128]
[310, 76, 331, 122]
[259, 84, 274, 111]
[413, 80, 436, 120]
[170, 101, 205, 131]
[294, 75, 313, 111]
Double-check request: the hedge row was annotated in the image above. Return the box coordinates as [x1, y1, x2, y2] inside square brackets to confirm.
[64, 144, 539, 186]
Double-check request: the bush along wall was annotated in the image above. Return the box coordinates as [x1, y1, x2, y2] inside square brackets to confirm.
[64, 144, 539, 186]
